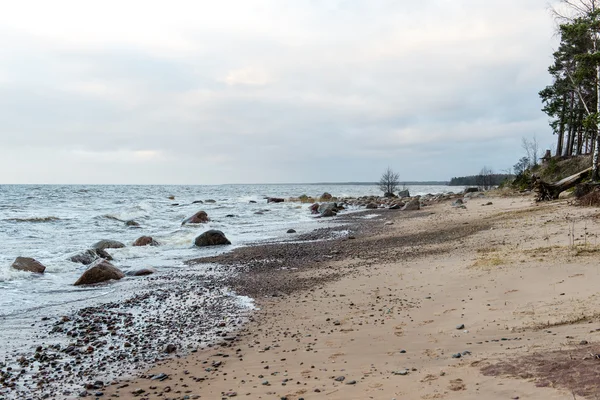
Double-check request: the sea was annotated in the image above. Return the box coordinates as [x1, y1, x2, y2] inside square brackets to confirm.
[0, 183, 457, 396]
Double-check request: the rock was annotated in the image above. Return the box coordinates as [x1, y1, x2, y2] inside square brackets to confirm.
[393, 370, 409, 376]
[309, 203, 320, 214]
[366, 202, 378, 209]
[11, 257, 46, 273]
[194, 230, 231, 247]
[267, 197, 285, 203]
[451, 199, 464, 207]
[126, 268, 156, 276]
[69, 249, 114, 265]
[398, 189, 410, 198]
[167, 195, 175, 200]
[192, 200, 204, 204]
[249, 200, 257, 204]
[165, 344, 177, 354]
[482, 201, 493, 206]
[74, 259, 125, 286]
[321, 209, 336, 217]
[321, 192, 333, 200]
[205, 199, 216, 203]
[125, 220, 140, 227]
[464, 187, 479, 194]
[132, 236, 159, 246]
[401, 199, 420, 211]
[456, 324, 465, 330]
[452, 353, 462, 359]
[334, 376, 345, 382]
[465, 192, 484, 199]
[182, 211, 209, 225]
[318, 203, 338, 217]
[287, 229, 297, 234]
[383, 192, 396, 198]
[389, 202, 404, 210]
[92, 240, 125, 251]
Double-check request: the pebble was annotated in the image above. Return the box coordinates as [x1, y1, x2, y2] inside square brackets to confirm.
[456, 324, 465, 330]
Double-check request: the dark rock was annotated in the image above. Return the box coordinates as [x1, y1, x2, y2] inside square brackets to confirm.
[321, 209, 336, 217]
[92, 240, 125, 250]
[267, 197, 285, 203]
[401, 199, 420, 211]
[365, 202, 378, 209]
[452, 353, 462, 358]
[456, 324, 465, 330]
[320, 192, 333, 200]
[464, 187, 479, 194]
[194, 230, 231, 247]
[334, 376, 345, 382]
[69, 249, 112, 265]
[125, 220, 140, 227]
[132, 236, 159, 246]
[73, 259, 125, 286]
[249, 200, 257, 204]
[287, 229, 297, 234]
[164, 344, 177, 354]
[398, 189, 410, 198]
[383, 192, 396, 198]
[182, 211, 209, 225]
[192, 200, 204, 204]
[126, 268, 157, 276]
[11, 257, 46, 273]
[309, 203, 320, 214]
[205, 199, 216, 203]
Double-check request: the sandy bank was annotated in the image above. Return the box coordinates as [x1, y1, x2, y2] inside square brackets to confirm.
[104, 194, 600, 400]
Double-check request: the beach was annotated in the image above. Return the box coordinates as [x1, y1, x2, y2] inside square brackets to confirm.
[94, 193, 600, 400]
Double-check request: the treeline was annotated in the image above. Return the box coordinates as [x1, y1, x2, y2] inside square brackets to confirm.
[449, 174, 512, 187]
[539, 7, 598, 158]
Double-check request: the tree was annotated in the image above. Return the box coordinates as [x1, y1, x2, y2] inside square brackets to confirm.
[379, 167, 400, 196]
[522, 136, 540, 167]
[513, 156, 530, 175]
[550, 0, 600, 179]
[476, 166, 495, 190]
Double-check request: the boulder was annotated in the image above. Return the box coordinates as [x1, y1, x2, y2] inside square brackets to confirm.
[69, 249, 113, 265]
[389, 202, 405, 210]
[192, 200, 204, 204]
[125, 220, 140, 227]
[74, 259, 125, 286]
[194, 230, 231, 247]
[321, 209, 336, 217]
[321, 192, 333, 200]
[132, 236, 159, 246]
[451, 199, 464, 207]
[205, 199, 216, 203]
[267, 197, 285, 203]
[249, 200, 257, 204]
[182, 211, 209, 225]
[11, 257, 46, 273]
[318, 203, 338, 217]
[126, 268, 157, 276]
[383, 192, 397, 198]
[309, 203, 320, 214]
[398, 189, 410, 198]
[464, 187, 479, 194]
[92, 240, 125, 251]
[401, 199, 420, 211]
[287, 229, 297, 234]
[366, 202, 378, 209]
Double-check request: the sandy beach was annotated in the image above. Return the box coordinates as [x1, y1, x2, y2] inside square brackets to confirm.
[101, 193, 600, 400]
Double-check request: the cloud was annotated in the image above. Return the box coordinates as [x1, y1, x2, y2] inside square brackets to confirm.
[0, 0, 560, 184]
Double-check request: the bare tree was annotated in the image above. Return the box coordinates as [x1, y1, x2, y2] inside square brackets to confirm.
[379, 167, 400, 197]
[522, 136, 540, 167]
[477, 166, 495, 190]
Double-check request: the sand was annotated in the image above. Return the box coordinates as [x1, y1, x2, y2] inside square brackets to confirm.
[103, 194, 600, 400]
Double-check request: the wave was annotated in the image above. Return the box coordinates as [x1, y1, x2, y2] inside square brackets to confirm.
[5, 217, 60, 223]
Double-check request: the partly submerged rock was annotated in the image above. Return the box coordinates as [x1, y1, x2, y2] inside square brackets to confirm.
[287, 229, 297, 234]
[194, 230, 231, 247]
[11, 257, 46, 273]
[125, 220, 140, 227]
[126, 268, 157, 276]
[182, 210, 209, 225]
[267, 197, 285, 203]
[74, 259, 125, 286]
[69, 248, 113, 264]
[132, 236, 159, 247]
[92, 240, 125, 251]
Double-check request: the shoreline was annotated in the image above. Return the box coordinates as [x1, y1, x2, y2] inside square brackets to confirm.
[100, 193, 600, 399]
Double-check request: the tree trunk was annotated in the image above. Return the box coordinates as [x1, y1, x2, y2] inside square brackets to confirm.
[534, 167, 593, 201]
[557, 93, 567, 157]
[593, 61, 600, 180]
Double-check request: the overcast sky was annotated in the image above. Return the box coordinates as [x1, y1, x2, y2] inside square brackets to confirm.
[0, 0, 558, 184]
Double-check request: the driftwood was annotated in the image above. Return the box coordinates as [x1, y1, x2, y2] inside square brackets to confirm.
[533, 167, 592, 201]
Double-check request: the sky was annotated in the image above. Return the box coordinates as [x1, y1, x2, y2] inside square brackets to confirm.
[0, 0, 560, 184]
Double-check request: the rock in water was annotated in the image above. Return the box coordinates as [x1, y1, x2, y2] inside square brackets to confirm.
[267, 197, 285, 203]
[92, 240, 125, 250]
[132, 236, 159, 246]
[69, 249, 113, 264]
[11, 257, 46, 273]
[194, 230, 231, 247]
[125, 220, 140, 227]
[321, 192, 333, 200]
[287, 229, 297, 234]
[309, 203, 320, 214]
[74, 259, 125, 286]
[398, 189, 410, 198]
[126, 268, 157, 276]
[401, 199, 420, 211]
[181, 210, 210, 225]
